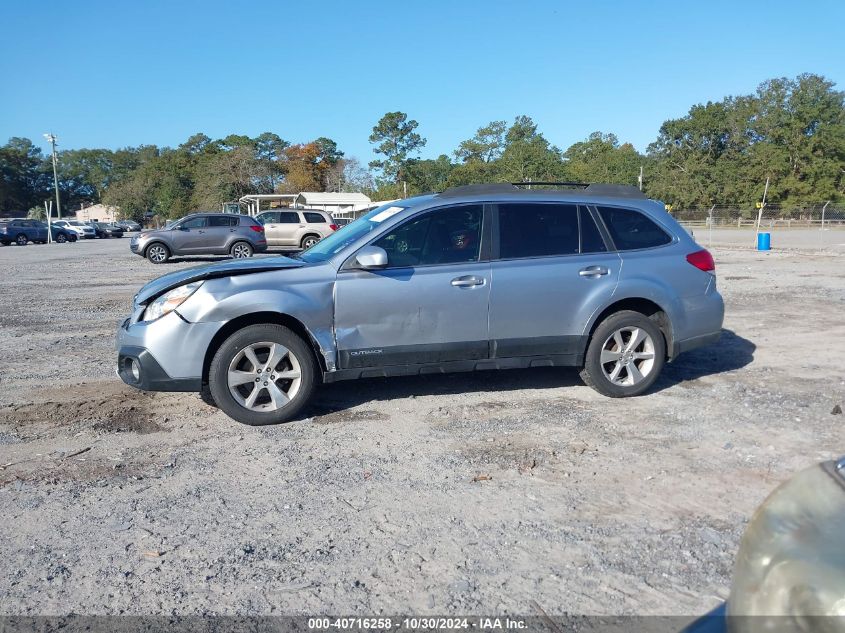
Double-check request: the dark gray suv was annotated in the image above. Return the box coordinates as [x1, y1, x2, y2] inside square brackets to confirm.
[117, 183, 724, 425]
[130, 212, 267, 263]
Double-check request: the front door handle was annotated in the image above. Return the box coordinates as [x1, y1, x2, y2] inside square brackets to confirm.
[579, 265, 610, 278]
[451, 275, 485, 288]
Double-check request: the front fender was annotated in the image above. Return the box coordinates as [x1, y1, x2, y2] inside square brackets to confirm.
[177, 270, 336, 367]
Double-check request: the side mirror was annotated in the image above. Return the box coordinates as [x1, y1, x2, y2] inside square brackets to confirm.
[353, 245, 388, 270]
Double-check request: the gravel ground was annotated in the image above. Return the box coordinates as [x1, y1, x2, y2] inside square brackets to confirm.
[0, 237, 842, 616]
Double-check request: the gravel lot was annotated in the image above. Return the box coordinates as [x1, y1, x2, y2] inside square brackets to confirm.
[0, 237, 842, 616]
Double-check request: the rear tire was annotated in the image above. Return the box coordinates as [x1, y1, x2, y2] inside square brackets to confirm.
[146, 243, 170, 264]
[208, 324, 317, 426]
[300, 234, 320, 250]
[230, 241, 253, 259]
[15, 234, 28, 246]
[580, 310, 666, 398]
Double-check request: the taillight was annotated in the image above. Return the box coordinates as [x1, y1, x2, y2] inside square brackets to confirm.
[686, 249, 715, 273]
[329, 224, 338, 231]
[249, 225, 264, 233]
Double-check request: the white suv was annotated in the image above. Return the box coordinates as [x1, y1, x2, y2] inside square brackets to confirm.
[54, 220, 96, 239]
[254, 209, 337, 249]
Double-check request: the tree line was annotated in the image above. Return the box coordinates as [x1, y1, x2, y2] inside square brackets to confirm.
[1, 73, 842, 221]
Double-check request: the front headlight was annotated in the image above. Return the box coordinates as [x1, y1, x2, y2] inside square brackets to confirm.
[728, 456, 845, 626]
[141, 281, 203, 322]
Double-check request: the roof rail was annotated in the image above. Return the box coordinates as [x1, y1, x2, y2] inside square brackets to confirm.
[438, 182, 647, 199]
[438, 183, 517, 197]
[512, 181, 589, 188]
[584, 183, 646, 199]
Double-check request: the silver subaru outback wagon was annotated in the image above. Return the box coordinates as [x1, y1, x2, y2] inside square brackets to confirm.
[116, 183, 724, 426]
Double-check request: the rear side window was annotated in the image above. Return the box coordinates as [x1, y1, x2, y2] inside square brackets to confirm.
[304, 212, 326, 224]
[498, 203, 580, 258]
[256, 212, 279, 224]
[580, 208, 607, 253]
[278, 211, 300, 224]
[208, 215, 237, 227]
[597, 206, 671, 250]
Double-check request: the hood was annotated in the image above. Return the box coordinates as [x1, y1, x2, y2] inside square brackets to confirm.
[134, 256, 305, 304]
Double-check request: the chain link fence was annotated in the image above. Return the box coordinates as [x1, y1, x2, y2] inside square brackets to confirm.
[670, 203, 845, 250]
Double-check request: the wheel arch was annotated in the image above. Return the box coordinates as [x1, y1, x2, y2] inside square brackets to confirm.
[201, 311, 327, 388]
[581, 297, 674, 360]
[144, 240, 171, 257]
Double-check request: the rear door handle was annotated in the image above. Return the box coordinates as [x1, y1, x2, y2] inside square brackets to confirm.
[451, 275, 485, 288]
[579, 265, 610, 277]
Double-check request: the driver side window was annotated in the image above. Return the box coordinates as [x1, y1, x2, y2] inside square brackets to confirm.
[180, 217, 206, 230]
[374, 205, 483, 268]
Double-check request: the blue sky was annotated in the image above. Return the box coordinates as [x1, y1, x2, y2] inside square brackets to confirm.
[2, 0, 843, 164]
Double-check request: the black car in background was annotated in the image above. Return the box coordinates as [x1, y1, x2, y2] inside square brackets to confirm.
[91, 222, 125, 238]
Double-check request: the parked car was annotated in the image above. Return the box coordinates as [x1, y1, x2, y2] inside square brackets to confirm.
[115, 220, 141, 232]
[117, 183, 724, 426]
[0, 219, 46, 245]
[129, 212, 267, 263]
[53, 220, 96, 239]
[0, 219, 81, 245]
[91, 222, 125, 238]
[254, 208, 337, 249]
[333, 217, 352, 228]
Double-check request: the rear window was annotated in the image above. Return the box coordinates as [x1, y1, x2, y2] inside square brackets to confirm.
[304, 212, 326, 224]
[597, 206, 672, 250]
[209, 215, 238, 227]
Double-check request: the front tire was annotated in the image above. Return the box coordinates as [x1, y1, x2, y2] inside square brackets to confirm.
[146, 243, 170, 264]
[15, 234, 28, 246]
[580, 310, 666, 398]
[56, 233, 67, 243]
[230, 241, 253, 259]
[208, 324, 317, 425]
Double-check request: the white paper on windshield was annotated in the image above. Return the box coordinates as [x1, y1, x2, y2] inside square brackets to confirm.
[370, 206, 404, 223]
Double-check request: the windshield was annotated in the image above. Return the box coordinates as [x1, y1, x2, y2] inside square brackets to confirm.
[298, 203, 408, 263]
[68, 221, 86, 226]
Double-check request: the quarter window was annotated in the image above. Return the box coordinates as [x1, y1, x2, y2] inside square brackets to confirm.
[374, 205, 483, 267]
[304, 212, 326, 223]
[597, 206, 671, 250]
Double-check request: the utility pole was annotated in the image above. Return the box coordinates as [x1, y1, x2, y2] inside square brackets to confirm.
[755, 176, 770, 240]
[43, 133, 62, 220]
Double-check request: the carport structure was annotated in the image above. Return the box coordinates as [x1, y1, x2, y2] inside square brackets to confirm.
[238, 194, 297, 217]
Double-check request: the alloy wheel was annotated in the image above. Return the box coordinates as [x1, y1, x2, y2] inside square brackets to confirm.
[232, 243, 252, 258]
[227, 342, 302, 412]
[148, 245, 168, 263]
[599, 326, 656, 386]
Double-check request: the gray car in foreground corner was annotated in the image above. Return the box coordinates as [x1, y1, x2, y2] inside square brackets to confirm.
[117, 183, 724, 425]
[130, 212, 267, 263]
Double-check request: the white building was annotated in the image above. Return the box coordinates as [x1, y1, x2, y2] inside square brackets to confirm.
[76, 203, 119, 223]
[292, 192, 372, 217]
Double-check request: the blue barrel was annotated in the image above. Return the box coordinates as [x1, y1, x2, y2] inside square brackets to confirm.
[757, 232, 771, 251]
